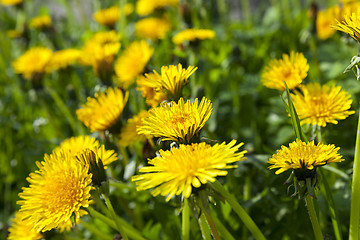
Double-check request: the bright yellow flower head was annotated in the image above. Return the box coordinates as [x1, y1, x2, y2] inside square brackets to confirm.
[114, 40, 154, 88]
[1, 0, 22, 6]
[7, 211, 43, 240]
[76, 87, 129, 132]
[46, 49, 82, 71]
[334, 12, 360, 42]
[30, 15, 51, 29]
[268, 139, 343, 175]
[53, 135, 118, 166]
[136, 73, 167, 107]
[136, 0, 179, 16]
[172, 29, 216, 45]
[17, 150, 93, 232]
[156, 64, 197, 100]
[12, 47, 53, 79]
[291, 83, 355, 127]
[93, 6, 121, 27]
[80, 31, 121, 75]
[135, 17, 172, 40]
[316, 6, 341, 40]
[137, 97, 212, 143]
[119, 110, 151, 147]
[132, 140, 246, 201]
[261, 51, 309, 91]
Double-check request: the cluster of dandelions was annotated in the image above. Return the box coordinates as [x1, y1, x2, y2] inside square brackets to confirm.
[8, 136, 117, 238]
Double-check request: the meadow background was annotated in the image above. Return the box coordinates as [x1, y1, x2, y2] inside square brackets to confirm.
[0, 0, 358, 239]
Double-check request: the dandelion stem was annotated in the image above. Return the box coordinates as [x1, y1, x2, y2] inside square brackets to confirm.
[199, 213, 212, 240]
[350, 109, 360, 240]
[304, 195, 323, 240]
[198, 190, 221, 240]
[210, 180, 266, 240]
[182, 198, 190, 240]
[80, 219, 113, 240]
[103, 194, 129, 240]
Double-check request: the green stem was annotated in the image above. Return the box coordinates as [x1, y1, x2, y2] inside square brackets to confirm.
[199, 213, 212, 240]
[103, 194, 129, 240]
[88, 207, 146, 240]
[210, 180, 266, 240]
[350, 110, 360, 240]
[80, 220, 113, 240]
[212, 214, 236, 240]
[198, 191, 221, 240]
[182, 198, 190, 240]
[305, 195, 323, 240]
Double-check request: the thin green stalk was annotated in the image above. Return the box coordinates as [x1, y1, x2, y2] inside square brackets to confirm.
[198, 191, 221, 240]
[103, 194, 129, 240]
[350, 110, 360, 240]
[182, 198, 190, 240]
[240, 0, 252, 26]
[88, 207, 146, 240]
[199, 213, 212, 240]
[80, 220, 113, 240]
[305, 195, 323, 240]
[212, 215, 236, 240]
[210, 180, 266, 240]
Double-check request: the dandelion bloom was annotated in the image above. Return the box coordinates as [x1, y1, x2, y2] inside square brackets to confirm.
[1, 0, 21, 6]
[53, 135, 117, 166]
[261, 51, 309, 91]
[114, 40, 154, 88]
[136, 73, 167, 106]
[291, 83, 355, 127]
[135, 17, 171, 40]
[12, 47, 53, 79]
[136, 0, 179, 16]
[316, 6, 340, 40]
[268, 139, 343, 175]
[172, 29, 215, 45]
[7, 211, 43, 240]
[137, 97, 212, 143]
[17, 150, 93, 232]
[76, 87, 129, 132]
[334, 12, 360, 42]
[93, 6, 121, 27]
[80, 31, 121, 75]
[119, 110, 151, 147]
[132, 140, 246, 201]
[46, 49, 82, 71]
[30, 15, 51, 30]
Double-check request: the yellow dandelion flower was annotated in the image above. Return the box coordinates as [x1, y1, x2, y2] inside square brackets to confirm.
[93, 6, 121, 27]
[157, 64, 197, 100]
[135, 17, 172, 40]
[137, 97, 212, 143]
[172, 29, 216, 45]
[114, 40, 154, 88]
[80, 31, 121, 75]
[334, 12, 360, 42]
[291, 83, 355, 127]
[119, 110, 151, 147]
[30, 15, 51, 30]
[132, 140, 246, 201]
[261, 51, 309, 91]
[136, 0, 179, 16]
[268, 139, 343, 175]
[53, 135, 118, 166]
[17, 150, 93, 232]
[12, 47, 53, 79]
[340, 2, 360, 22]
[76, 87, 129, 132]
[46, 49, 82, 71]
[1, 0, 21, 6]
[136, 73, 167, 106]
[316, 6, 340, 40]
[122, 3, 134, 16]
[7, 211, 43, 240]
